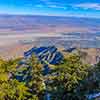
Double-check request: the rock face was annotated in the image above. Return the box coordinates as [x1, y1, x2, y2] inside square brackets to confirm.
[15, 46, 63, 82]
[24, 46, 63, 65]
[63, 47, 76, 53]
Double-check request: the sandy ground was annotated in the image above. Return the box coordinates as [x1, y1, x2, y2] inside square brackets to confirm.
[0, 43, 34, 60]
[0, 43, 99, 65]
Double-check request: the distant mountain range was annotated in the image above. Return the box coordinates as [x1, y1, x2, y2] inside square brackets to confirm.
[0, 14, 100, 34]
[0, 15, 100, 59]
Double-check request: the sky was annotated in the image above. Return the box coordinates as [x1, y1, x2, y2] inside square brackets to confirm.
[0, 0, 100, 18]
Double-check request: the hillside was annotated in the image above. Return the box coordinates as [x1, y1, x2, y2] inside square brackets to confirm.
[0, 45, 99, 65]
[0, 46, 100, 100]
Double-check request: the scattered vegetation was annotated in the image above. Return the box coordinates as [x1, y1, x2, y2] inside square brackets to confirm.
[0, 53, 99, 100]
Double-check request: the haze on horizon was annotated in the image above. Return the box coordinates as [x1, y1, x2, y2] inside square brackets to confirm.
[0, 0, 100, 18]
[0, 0, 99, 58]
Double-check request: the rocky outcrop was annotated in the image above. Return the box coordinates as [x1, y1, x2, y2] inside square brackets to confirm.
[15, 46, 63, 82]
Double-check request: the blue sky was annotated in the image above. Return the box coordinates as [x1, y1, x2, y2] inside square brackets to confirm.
[0, 0, 100, 18]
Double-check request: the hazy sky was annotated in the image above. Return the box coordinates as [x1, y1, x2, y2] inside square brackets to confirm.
[0, 0, 100, 18]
